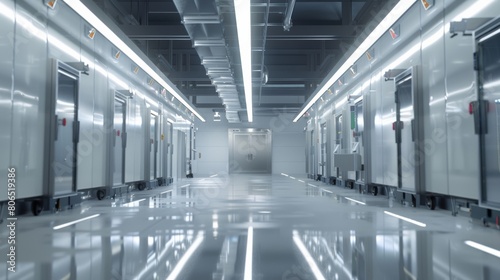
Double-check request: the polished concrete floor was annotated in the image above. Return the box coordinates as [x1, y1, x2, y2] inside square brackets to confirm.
[1, 174, 499, 280]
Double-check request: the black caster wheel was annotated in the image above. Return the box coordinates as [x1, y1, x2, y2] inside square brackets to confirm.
[426, 196, 436, 210]
[97, 189, 106, 200]
[411, 195, 416, 208]
[371, 186, 378, 196]
[349, 183, 354, 190]
[138, 183, 146, 191]
[31, 200, 43, 216]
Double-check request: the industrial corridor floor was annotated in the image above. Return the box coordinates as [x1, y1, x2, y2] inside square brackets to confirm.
[1, 174, 499, 280]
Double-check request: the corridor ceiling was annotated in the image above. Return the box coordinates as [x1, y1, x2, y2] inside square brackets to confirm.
[95, 0, 390, 121]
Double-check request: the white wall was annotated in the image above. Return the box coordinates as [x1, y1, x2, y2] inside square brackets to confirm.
[193, 109, 306, 175]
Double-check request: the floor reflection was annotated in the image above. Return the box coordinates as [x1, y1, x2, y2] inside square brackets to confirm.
[1, 175, 500, 280]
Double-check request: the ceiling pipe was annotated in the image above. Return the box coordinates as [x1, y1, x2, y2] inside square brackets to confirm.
[283, 0, 296, 31]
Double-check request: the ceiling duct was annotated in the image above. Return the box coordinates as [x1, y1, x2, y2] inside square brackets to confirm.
[173, 0, 241, 122]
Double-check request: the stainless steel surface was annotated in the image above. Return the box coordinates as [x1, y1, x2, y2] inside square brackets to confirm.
[167, 121, 173, 180]
[53, 67, 78, 196]
[476, 20, 500, 210]
[229, 129, 272, 174]
[112, 97, 126, 186]
[2, 174, 500, 279]
[320, 122, 327, 176]
[149, 112, 158, 180]
[0, 0, 14, 201]
[334, 154, 362, 172]
[421, 1, 448, 195]
[173, 129, 187, 180]
[11, 0, 48, 199]
[355, 99, 364, 182]
[395, 71, 416, 192]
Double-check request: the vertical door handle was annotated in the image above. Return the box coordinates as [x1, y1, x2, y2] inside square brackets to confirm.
[411, 119, 415, 142]
[54, 115, 59, 141]
[123, 132, 127, 148]
[471, 100, 489, 135]
[393, 121, 403, 144]
[73, 121, 80, 143]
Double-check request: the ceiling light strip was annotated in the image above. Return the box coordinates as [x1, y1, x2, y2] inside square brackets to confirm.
[234, 0, 253, 122]
[293, 0, 417, 122]
[62, 0, 205, 122]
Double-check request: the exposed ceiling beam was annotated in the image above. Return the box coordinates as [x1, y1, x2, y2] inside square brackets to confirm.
[121, 25, 359, 41]
[183, 88, 309, 96]
[342, 0, 353, 25]
[121, 25, 190, 40]
[168, 69, 323, 82]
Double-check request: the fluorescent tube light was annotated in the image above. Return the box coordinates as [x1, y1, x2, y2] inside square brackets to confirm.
[293, 0, 417, 122]
[53, 214, 100, 230]
[234, 0, 253, 122]
[244, 227, 254, 280]
[384, 211, 426, 227]
[61, 0, 205, 122]
[321, 189, 332, 193]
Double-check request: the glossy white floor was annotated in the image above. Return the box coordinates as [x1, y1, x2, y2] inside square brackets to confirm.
[1, 174, 499, 280]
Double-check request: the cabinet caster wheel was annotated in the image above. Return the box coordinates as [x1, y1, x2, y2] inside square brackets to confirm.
[97, 190, 106, 200]
[371, 186, 378, 196]
[411, 195, 416, 208]
[426, 196, 436, 210]
[31, 200, 43, 216]
[138, 183, 146, 191]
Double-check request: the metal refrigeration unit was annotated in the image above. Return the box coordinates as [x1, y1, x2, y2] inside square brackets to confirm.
[145, 109, 160, 188]
[391, 67, 426, 208]
[331, 111, 344, 186]
[334, 102, 363, 189]
[470, 17, 500, 224]
[352, 97, 366, 193]
[34, 60, 85, 215]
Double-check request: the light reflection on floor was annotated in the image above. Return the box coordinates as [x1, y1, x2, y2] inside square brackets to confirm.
[0, 174, 499, 280]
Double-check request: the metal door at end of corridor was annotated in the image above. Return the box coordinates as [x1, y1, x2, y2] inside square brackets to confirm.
[229, 129, 272, 174]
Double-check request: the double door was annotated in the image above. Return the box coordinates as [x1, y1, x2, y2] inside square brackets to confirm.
[229, 129, 272, 173]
